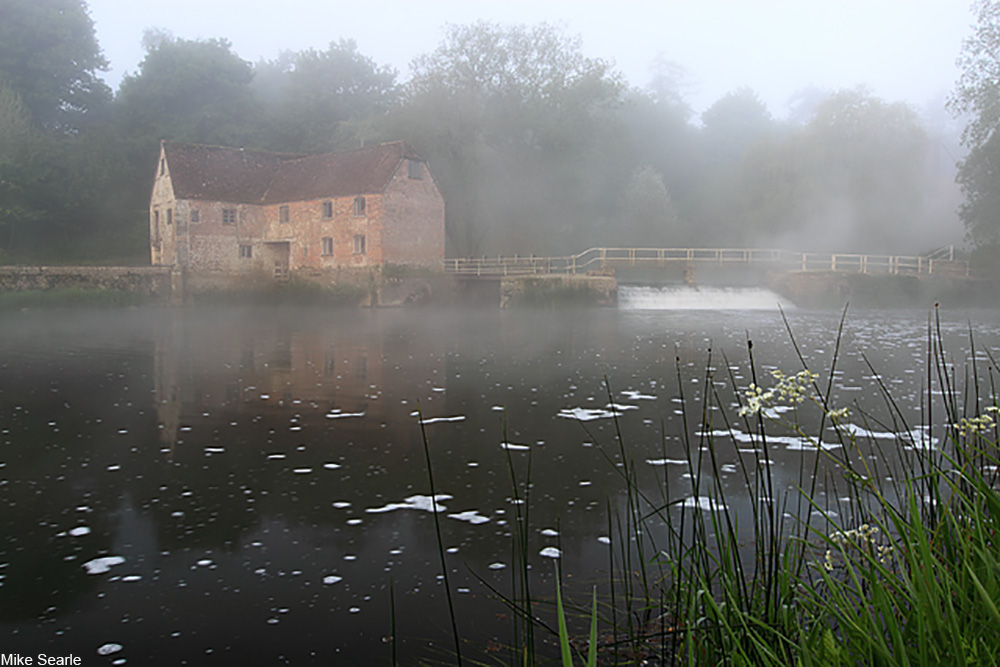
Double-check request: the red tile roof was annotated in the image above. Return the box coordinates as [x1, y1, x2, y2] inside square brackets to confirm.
[162, 140, 423, 204]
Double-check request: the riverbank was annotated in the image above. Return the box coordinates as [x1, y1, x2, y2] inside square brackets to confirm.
[0, 263, 994, 310]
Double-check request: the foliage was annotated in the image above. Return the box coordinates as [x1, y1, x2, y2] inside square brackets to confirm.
[618, 165, 680, 245]
[476, 309, 1000, 665]
[0, 287, 149, 309]
[253, 40, 398, 154]
[0, 7, 969, 265]
[389, 21, 626, 256]
[951, 0, 1000, 245]
[116, 33, 258, 150]
[0, 0, 111, 131]
[742, 88, 929, 252]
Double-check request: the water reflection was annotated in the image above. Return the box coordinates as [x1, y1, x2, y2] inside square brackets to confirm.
[1, 306, 998, 664]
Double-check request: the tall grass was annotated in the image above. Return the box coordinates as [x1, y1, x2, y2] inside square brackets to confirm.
[417, 307, 1000, 665]
[547, 306, 1000, 666]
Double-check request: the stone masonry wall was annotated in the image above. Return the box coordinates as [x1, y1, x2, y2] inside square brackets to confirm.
[0, 266, 175, 300]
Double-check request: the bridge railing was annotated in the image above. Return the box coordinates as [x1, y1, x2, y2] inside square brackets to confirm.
[442, 246, 968, 277]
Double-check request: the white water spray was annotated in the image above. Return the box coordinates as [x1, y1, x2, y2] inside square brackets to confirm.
[618, 285, 794, 311]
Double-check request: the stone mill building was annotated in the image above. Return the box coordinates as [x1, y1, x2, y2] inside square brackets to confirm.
[149, 140, 445, 280]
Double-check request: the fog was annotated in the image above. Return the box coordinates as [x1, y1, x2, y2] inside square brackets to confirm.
[0, 0, 981, 265]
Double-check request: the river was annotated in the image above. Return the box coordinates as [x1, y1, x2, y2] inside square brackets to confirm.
[1, 289, 998, 664]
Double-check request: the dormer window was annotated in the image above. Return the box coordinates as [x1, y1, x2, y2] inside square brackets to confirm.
[279, 205, 289, 223]
[408, 159, 422, 179]
[353, 196, 366, 217]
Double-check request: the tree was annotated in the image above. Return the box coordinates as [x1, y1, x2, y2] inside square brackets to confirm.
[390, 22, 625, 256]
[741, 89, 929, 252]
[253, 40, 397, 153]
[618, 166, 680, 245]
[700, 88, 775, 165]
[116, 33, 257, 149]
[950, 0, 1000, 245]
[0, 81, 47, 251]
[0, 0, 111, 131]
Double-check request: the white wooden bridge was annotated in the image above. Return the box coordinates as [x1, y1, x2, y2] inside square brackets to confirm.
[443, 246, 968, 278]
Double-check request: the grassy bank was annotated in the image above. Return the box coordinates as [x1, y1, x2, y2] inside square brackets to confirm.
[0, 287, 153, 309]
[186, 277, 369, 307]
[419, 308, 1000, 665]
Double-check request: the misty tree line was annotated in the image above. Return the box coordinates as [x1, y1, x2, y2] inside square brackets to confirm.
[0, 0, 988, 263]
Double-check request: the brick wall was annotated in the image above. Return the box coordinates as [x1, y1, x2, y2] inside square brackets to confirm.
[381, 160, 445, 267]
[262, 195, 382, 271]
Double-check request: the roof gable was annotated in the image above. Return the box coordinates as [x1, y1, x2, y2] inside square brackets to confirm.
[162, 140, 423, 204]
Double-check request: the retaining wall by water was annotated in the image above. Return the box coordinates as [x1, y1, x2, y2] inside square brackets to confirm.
[0, 266, 178, 302]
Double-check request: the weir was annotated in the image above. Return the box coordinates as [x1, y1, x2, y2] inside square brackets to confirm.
[618, 284, 794, 310]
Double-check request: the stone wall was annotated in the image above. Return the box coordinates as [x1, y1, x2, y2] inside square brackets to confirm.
[0, 266, 176, 301]
[499, 274, 618, 308]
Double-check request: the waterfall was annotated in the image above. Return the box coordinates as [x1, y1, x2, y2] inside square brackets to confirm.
[618, 285, 794, 310]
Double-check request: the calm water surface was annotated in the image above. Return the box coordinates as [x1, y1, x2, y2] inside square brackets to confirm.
[2, 300, 999, 664]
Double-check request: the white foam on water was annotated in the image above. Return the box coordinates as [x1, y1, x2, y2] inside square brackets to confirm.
[326, 410, 366, 419]
[539, 547, 561, 559]
[838, 423, 937, 447]
[418, 415, 466, 424]
[621, 390, 656, 400]
[448, 511, 490, 525]
[83, 556, 125, 575]
[366, 494, 453, 514]
[683, 496, 728, 511]
[646, 458, 689, 466]
[557, 404, 638, 421]
[619, 285, 794, 311]
[701, 429, 841, 450]
[500, 442, 530, 450]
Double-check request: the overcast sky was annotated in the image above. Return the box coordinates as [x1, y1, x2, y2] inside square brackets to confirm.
[85, 0, 976, 119]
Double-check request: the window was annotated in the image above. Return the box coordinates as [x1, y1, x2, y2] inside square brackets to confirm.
[154, 210, 159, 226]
[239, 244, 253, 259]
[279, 205, 289, 223]
[322, 201, 333, 219]
[408, 159, 422, 179]
[353, 234, 366, 255]
[167, 208, 172, 225]
[353, 196, 366, 217]
[190, 209, 199, 223]
[222, 208, 237, 225]
[321, 237, 334, 256]
[160, 158, 165, 176]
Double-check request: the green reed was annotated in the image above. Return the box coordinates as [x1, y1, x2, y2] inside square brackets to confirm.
[415, 306, 1000, 666]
